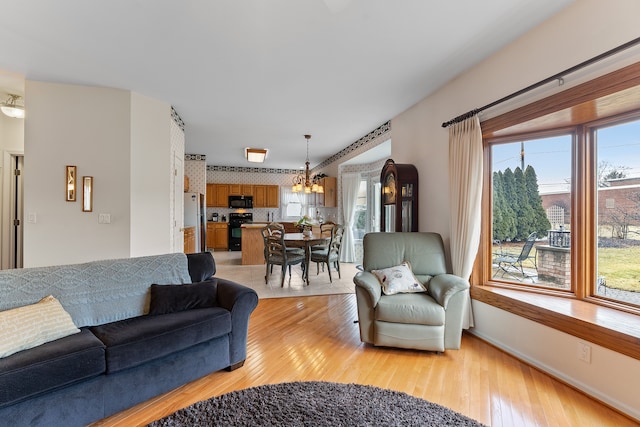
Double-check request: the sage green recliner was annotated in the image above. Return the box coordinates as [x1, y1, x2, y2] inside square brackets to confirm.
[353, 232, 470, 352]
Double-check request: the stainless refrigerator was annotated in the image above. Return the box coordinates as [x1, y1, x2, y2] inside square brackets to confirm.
[184, 192, 206, 252]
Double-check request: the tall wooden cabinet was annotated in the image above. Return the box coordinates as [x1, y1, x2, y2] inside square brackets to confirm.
[380, 159, 418, 232]
[316, 177, 337, 207]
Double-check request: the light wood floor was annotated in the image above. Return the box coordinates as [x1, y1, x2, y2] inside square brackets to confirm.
[92, 294, 637, 427]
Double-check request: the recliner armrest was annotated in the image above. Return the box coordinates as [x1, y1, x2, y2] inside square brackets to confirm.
[353, 271, 382, 307]
[428, 274, 470, 309]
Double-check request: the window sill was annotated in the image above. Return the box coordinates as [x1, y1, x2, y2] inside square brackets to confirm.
[470, 285, 640, 361]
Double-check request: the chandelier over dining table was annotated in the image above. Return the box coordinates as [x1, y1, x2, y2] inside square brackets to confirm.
[292, 134, 324, 194]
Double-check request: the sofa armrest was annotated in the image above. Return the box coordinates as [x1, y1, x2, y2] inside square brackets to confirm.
[428, 274, 470, 308]
[215, 279, 259, 366]
[353, 271, 382, 307]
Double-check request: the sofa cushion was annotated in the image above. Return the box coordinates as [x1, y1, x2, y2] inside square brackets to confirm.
[149, 280, 218, 315]
[0, 329, 106, 408]
[375, 293, 445, 326]
[186, 252, 216, 282]
[90, 307, 231, 373]
[0, 295, 81, 359]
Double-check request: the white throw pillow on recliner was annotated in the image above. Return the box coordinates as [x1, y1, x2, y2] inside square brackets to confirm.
[372, 261, 429, 295]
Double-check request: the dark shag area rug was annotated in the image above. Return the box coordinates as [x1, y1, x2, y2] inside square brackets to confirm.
[147, 381, 487, 426]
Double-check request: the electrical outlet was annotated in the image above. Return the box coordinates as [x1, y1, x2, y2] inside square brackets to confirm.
[578, 342, 591, 363]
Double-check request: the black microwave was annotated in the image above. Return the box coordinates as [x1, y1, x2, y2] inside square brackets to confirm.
[229, 195, 253, 209]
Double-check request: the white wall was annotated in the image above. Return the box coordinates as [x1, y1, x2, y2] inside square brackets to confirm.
[24, 81, 131, 266]
[130, 92, 172, 257]
[0, 110, 24, 153]
[23, 81, 175, 267]
[391, 0, 640, 419]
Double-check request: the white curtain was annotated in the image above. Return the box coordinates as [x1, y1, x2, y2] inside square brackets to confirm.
[280, 187, 305, 219]
[448, 115, 483, 329]
[340, 172, 361, 262]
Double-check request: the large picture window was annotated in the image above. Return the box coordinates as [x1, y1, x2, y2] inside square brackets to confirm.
[485, 109, 640, 312]
[594, 118, 640, 307]
[476, 61, 640, 358]
[490, 134, 572, 290]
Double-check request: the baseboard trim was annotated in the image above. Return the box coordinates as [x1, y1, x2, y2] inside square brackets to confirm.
[466, 328, 640, 423]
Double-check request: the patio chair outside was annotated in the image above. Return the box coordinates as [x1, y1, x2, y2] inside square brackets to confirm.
[493, 232, 538, 282]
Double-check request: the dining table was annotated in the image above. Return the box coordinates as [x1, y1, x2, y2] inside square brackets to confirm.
[283, 232, 331, 285]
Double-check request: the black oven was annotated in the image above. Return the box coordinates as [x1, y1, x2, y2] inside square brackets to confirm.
[228, 212, 253, 251]
[229, 195, 253, 209]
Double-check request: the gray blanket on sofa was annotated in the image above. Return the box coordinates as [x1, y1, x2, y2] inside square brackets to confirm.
[0, 253, 192, 327]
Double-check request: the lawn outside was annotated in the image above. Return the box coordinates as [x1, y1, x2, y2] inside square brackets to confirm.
[597, 239, 640, 293]
[492, 238, 640, 305]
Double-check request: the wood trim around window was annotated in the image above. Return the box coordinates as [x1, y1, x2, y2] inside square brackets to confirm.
[481, 61, 640, 139]
[473, 61, 640, 361]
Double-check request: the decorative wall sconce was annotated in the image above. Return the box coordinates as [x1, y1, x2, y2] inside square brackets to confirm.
[82, 176, 93, 212]
[66, 166, 76, 201]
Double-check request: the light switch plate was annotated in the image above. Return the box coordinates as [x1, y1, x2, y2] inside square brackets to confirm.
[98, 213, 111, 224]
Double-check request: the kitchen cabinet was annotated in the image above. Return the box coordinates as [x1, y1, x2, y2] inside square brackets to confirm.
[206, 184, 229, 207]
[228, 184, 253, 196]
[208, 183, 277, 207]
[252, 185, 279, 208]
[206, 222, 228, 250]
[317, 177, 337, 207]
[266, 185, 279, 207]
[206, 223, 216, 249]
[184, 226, 196, 254]
[253, 185, 266, 208]
[206, 184, 215, 207]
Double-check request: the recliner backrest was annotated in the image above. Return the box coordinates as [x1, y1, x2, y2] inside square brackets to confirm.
[362, 232, 447, 277]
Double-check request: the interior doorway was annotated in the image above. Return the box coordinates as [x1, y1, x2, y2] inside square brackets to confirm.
[2, 153, 24, 269]
[173, 153, 184, 253]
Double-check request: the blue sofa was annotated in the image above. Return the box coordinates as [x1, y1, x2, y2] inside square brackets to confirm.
[0, 252, 258, 427]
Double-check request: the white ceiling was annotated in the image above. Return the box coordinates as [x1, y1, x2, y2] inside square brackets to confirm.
[0, 0, 572, 169]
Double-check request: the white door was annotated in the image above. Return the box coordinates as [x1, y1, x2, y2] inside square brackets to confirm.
[173, 154, 184, 252]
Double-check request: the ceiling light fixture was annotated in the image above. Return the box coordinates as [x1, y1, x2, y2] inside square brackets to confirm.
[292, 135, 324, 194]
[245, 148, 268, 163]
[0, 94, 25, 119]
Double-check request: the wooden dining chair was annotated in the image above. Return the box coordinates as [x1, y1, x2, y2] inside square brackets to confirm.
[310, 224, 344, 283]
[310, 221, 336, 268]
[263, 230, 306, 286]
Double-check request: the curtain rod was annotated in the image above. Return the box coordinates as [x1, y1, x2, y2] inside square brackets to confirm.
[441, 36, 640, 128]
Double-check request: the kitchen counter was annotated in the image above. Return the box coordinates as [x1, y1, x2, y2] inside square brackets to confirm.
[240, 226, 265, 265]
[240, 223, 266, 229]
